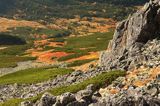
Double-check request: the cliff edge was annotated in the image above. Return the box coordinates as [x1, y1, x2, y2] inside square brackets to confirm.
[100, 0, 160, 70]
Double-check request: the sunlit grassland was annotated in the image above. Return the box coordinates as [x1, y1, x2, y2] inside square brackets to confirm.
[0, 68, 74, 85]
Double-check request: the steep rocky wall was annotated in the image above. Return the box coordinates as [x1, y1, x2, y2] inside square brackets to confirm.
[100, 0, 160, 70]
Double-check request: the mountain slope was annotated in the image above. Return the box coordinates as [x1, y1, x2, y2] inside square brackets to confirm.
[32, 0, 159, 105]
[0, 0, 148, 21]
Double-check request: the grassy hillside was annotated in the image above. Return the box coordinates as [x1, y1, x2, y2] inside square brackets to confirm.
[78, 0, 148, 5]
[55, 31, 113, 52]
[0, 0, 148, 21]
[0, 70, 126, 106]
[0, 68, 73, 85]
[0, 56, 35, 68]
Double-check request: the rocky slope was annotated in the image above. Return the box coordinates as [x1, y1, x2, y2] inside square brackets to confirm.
[20, 40, 160, 106]
[100, 0, 160, 71]
[25, 0, 160, 106]
[2, 0, 160, 106]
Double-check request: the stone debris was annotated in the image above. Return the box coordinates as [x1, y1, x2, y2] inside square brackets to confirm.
[0, 66, 108, 102]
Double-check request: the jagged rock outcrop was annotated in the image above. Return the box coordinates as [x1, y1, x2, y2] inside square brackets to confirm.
[100, 0, 160, 70]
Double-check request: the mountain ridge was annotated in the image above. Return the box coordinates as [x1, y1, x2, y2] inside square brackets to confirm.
[0, 0, 148, 21]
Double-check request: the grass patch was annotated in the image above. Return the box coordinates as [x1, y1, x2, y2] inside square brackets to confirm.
[7, 27, 70, 40]
[54, 31, 114, 53]
[43, 46, 55, 51]
[67, 59, 97, 67]
[0, 98, 23, 106]
[0, 56, 36, 68]
[0, 68, 74, 85]
[64, 32, 113, 51]
[48, 70, 126, 95]
[0, 43, 33, 55]
[0, 70, 125, 106]
[0, 42, 35, 68]
[49, 38, 65, 43]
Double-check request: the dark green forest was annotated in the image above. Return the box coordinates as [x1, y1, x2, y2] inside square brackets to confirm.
[0, 34, 26, 45]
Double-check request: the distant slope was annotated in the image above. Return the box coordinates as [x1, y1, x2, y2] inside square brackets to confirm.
[78, 0, 148, 5]
[0, 0, 148, 21]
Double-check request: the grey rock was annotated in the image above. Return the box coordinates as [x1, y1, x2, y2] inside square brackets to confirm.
[66, 76, 76, 83]
[59, 92, 76, 105]
[52, 101, 62, 106]
[76, 85, 95, 101]
[89, 102, 107, 106]
[70, 71, 83, 77]
[67, 100, 87, 106]
[20, 101, 33, 106]
[146, 87, 158, 97]
[158, 93, 160, 99]
[137, 97, 148, 106]
[86, 84, 96, 92]
[76, 89, 93, 102]
[148, 98, 160, 106]
[38, 92, 56, 106]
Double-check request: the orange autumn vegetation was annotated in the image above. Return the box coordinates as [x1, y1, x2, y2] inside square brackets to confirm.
[99, 67, 160, 95]
[0, 17, 45, 32]
[67, 52, 99, 62]
[31, 51, 71, 63]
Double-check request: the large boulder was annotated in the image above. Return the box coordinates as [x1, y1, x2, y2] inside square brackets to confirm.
[100, 0, 160, 70]
[38, 92, 56, 106]
[58, 92, 76, 106]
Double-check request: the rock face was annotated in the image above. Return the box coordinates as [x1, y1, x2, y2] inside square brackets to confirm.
[100, 0, 160, 70]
